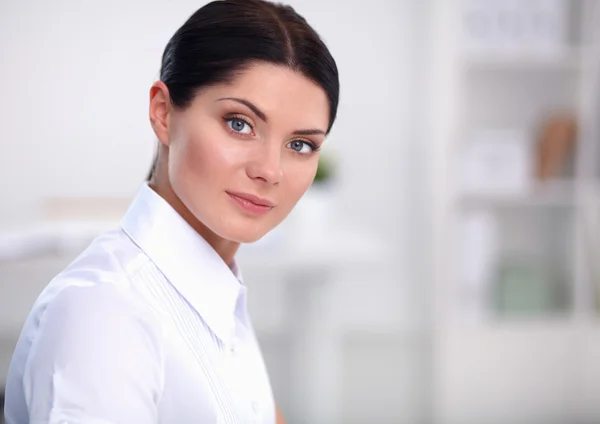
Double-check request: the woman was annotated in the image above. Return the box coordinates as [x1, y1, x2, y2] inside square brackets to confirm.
[4, 0, 339, 422]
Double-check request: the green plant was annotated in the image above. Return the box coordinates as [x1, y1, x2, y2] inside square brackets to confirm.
[313, 153, 335, 185]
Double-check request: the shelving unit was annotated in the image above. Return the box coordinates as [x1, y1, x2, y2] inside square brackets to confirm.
[444, 0, 600, 324]
[431, 1, 600, 422]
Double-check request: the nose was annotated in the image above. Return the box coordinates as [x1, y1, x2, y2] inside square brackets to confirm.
[246, 143, 283, 185]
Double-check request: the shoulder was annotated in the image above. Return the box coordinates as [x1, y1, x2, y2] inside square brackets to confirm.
[25, 229, 154, 325]
[37, 228, 156, 313]
[33, 227, 165, 348]
[19, 228, 166, 375]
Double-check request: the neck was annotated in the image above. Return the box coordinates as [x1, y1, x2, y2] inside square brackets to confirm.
[149, 174, 240, 267]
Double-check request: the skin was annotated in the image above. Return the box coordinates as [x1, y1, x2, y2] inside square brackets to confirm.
[149, 62, 329, 266]
[148, 62, 331, 424]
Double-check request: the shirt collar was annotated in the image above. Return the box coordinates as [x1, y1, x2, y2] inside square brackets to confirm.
[120, 183, 243, 346]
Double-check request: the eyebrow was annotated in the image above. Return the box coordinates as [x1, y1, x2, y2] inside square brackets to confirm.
[217, 97, 267, 122]
[217, 97, 326, 136]
[292, 128, 326, 136]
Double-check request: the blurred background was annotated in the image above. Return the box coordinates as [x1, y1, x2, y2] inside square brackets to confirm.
[1, 0, 600, 423]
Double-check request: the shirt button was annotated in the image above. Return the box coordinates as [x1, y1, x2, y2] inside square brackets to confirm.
[251, 400, 260, 415]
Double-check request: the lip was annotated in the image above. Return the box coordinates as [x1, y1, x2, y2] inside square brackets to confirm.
[226, 191, 275, 215]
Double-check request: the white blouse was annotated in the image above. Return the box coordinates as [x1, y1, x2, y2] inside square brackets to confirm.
[4, 183, 276, 424]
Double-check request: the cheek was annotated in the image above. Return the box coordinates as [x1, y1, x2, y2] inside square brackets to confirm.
[169, 139, 207, 190]
[171, 126, 238, 187]
[282, 159, 319, 204]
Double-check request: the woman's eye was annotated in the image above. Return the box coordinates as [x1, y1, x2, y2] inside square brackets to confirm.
[227, 118, 252, 135]
[287, 140, 314, 154]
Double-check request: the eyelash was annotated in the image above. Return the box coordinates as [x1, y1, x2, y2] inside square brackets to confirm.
[223, 114, 255, 136]
[222, 115, 321, 155]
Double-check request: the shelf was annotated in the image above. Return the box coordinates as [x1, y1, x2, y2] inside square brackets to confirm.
[462, 49, 584, 73]
[238, 222, 390, 269]
[441, 314, 600, 341]
[457, 180, 577, 209]
[448, 313, 576, 330]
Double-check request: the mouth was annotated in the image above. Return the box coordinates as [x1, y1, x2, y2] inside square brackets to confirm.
[226, 191, 275, 216]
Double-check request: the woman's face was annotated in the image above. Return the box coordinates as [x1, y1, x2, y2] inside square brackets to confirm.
[152, 63, 330, 243]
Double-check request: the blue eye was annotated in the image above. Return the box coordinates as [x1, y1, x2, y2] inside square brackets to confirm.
[287, 140, 314, 154]
[227, 118, 252, 134]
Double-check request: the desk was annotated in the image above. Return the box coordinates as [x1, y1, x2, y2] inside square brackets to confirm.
[238, 226, 389, 424]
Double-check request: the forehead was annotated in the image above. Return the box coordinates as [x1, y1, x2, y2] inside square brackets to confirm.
[196, 63, 330, 131]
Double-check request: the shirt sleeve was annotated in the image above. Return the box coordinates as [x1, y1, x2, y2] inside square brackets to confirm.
[22, 283, 164, 424]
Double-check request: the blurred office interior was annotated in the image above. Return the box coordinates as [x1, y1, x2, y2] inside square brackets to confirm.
[2, 0, 600, 423]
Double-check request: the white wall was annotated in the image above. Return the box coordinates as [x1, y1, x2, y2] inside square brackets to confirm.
[1, 0, 432, 326]
[1, 0, 433, 422]
[1, 0, 419, 234]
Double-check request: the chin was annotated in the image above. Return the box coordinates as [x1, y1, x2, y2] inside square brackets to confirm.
[228, 231, 268, 244]
[218, 221, 272, 244]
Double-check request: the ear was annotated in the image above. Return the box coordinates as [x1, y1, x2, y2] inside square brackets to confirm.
[149, 81, 172, 146]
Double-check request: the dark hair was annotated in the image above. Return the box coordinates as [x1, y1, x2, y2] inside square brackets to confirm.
[147, 0, 339, 180]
